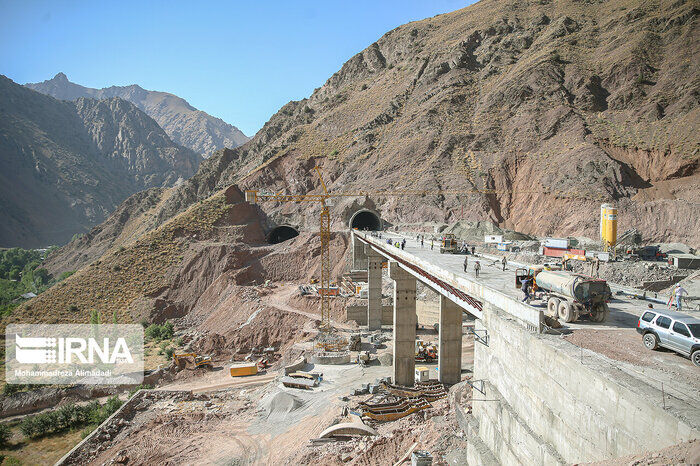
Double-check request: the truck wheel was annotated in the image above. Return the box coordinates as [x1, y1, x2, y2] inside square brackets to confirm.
[643, 333, 659, 350]
[692, 350, 700, 367]
[557, 301, 574, 323]
[547, 298, 560, 317]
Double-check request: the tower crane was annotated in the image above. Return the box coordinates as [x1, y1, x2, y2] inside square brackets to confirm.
[245, 167, 604, 329]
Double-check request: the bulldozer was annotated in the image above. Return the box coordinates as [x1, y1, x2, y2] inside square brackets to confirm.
[439, 234, 458, 254]
[173, 353, 213, 370]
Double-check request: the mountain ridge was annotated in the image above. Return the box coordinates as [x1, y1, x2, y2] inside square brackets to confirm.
[26, 72, 250, 156]
[0, 75, 202, 247]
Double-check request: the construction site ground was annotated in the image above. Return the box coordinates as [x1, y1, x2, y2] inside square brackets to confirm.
[69, 324, 475, 465]
[378, 232, 700, 404]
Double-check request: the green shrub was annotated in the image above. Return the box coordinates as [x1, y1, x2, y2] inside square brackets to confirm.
[145, 321, 174, 341]
[2, 383, 28, 397]
[0, 423, 12, 447]
[58, 270, 75, 281]
[19, 397, 122, 439]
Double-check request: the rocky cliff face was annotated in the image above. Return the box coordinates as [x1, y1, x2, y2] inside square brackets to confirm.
[45, 0, 700, 268]
[155, 0, 700, 244]
[0, 75, 202, 247]
[26, 73, 250, 156]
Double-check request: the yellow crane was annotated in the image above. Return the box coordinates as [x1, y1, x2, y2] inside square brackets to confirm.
[245, 168, 605, 329]
[245, 167, 334, 328]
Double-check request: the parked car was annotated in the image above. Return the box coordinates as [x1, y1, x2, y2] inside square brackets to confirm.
[637, 309, 700, 366]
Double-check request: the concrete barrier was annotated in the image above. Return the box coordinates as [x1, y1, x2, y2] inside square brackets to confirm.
[284, 356, 307, 375]
[309, 351, 351, 364]
[319, 422, 378, 438]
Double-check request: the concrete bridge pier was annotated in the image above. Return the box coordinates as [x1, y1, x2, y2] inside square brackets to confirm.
[389, 261, 417, 386]
[352, 235, 368, 270]
[366, 246, 383, 330]
[438, 295, 462, 384]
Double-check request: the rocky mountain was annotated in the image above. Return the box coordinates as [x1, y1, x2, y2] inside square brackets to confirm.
[44, 0, 700, 277]
[0, 75, 202, 247]
[103, 0, 697, 242]
[26, 73, 250, 156]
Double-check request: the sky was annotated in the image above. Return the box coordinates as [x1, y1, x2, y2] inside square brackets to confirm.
[0, 0, 474, 136]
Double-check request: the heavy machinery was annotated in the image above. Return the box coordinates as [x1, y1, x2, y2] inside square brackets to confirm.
[516, 266, 612, 323]
[439, 234, 459, 254]
[173, 353, 213, 370]
[415, 340, 438, 362]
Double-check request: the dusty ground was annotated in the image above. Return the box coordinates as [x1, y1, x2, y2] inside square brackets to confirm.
[563, 327, 700, 396]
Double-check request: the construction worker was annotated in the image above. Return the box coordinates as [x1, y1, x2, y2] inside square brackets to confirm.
[669, 284, 688, 311]
[463, 255, 468, 272]
[471, 246, 476, 255]
[502, 256, 507, 271]
[421, 236, 424, 248]
[474, 260, 481, 278]
[401, 239, 406, 250]
[521, 277, 532, 302]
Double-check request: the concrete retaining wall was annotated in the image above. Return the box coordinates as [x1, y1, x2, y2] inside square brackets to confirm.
[310, 351, 351, 364]
[472, 307, 700, 464]
[284, 356, 307, 375]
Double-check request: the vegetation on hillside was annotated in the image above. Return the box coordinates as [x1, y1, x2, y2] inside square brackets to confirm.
[4, 192, 234, 324]
[18, 396, 123, 440]
[0, 248, 74, 317]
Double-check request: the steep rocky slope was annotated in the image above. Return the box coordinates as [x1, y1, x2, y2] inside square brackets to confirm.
[0, 76, 201, 247]
[5, 185, 350, 326]
[53, 0, 697, 259]
[27, 73, 250, 156]
[42, 0, 700, 271]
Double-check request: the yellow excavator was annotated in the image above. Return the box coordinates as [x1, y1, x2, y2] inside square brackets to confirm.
[173, 353, 213, 370]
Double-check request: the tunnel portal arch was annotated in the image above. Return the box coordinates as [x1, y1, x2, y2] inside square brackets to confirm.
[267, 225, 300, 244]
[349, 209, 382, 231]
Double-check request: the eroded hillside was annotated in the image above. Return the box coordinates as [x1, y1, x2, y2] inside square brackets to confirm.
[48, 0, 697, 261]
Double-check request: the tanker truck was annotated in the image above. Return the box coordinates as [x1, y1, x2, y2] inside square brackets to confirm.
[515, 266, 612, 323]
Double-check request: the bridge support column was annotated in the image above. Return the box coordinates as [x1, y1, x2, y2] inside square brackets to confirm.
[365, 246, 383, 330]
[353, 235, 368, 270]
[438, 296, 462, 385]
[389, 261, 416, 387]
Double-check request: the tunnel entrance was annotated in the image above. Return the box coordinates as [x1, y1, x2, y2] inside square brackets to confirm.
[267, 226, 299, 244]
[349, 210, 382, 231]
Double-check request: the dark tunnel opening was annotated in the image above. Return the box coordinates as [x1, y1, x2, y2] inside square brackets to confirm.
[268, 226, 300, 244]
[350, 210, 381, 231]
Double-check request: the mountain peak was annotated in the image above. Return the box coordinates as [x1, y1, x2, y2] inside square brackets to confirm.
[26, 74, 249, 156]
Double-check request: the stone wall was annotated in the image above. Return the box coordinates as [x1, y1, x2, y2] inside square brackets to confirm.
[471, 306, 700, 464]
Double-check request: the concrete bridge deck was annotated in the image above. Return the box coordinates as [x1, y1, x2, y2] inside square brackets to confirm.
[351, 229, 699, 463]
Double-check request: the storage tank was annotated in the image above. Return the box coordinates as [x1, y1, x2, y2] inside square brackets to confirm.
[600, 204, 617, 248]
[534, 270, 611, 304]
[600, 204, 607, 241]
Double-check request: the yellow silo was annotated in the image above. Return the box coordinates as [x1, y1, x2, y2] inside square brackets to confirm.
[601, 204, 618, 249]
[600, 204, 607, 241]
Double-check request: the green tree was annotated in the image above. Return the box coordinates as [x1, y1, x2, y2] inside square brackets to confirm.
[0, 423, 12, 447]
